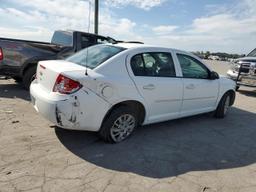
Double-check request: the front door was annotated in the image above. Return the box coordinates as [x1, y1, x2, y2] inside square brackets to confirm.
[175, 53, 219, 116]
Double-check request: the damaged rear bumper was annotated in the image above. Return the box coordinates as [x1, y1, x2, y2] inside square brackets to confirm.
[30, 81, 110, 131]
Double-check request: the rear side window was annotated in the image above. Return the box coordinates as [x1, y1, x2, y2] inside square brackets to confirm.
[177, 54, 209, 79]
[131, 52, 176, 77]
[66, 45, 125, 69]
[51, 31, 73, 46]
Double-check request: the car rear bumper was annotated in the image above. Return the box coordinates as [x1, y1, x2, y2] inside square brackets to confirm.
[30, 82, 65, 125]
[30, 81, 111, 131]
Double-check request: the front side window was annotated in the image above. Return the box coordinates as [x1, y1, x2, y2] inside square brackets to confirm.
[131, 52, 176, 77]
[66, 45, 125, 69]
[177, 54, 209, 79]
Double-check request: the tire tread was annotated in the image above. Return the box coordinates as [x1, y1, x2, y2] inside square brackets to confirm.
[99, 106, 138, 143]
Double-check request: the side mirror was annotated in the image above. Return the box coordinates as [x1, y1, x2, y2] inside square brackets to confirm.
[210, 71, 219, 80]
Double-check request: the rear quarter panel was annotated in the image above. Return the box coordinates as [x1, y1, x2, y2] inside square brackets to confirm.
[94, 52, 149, 118]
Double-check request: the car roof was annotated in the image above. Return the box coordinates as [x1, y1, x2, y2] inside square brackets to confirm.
[108, 43, 207, 66]
[111, 43, 184, 53]
[114, 43, 163, 49]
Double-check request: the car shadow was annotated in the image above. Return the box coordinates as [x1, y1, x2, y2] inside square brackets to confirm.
[0, 79, 30, 101]
[237, 88, 256, 97]
[55, 107, 256, 178]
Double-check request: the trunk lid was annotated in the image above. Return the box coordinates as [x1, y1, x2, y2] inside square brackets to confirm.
[36, 60, 86, 92]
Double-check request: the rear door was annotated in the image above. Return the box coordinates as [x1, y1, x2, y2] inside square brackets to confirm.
[127, 49, 183, 124]
[174, 52, 219, 116]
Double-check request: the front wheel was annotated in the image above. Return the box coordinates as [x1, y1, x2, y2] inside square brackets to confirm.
[99, 106, 138, 143]
[214, 93, 231, 118]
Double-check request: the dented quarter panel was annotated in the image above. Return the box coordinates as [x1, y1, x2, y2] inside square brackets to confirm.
[55, 95, 81, 128]
[56, 88, 111, 131]
[31, 80, 111, 131]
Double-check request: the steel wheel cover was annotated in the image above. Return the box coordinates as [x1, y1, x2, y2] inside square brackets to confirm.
[110, 114, 136, 142]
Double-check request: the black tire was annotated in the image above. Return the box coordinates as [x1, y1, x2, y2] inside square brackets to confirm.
[13, 77, 22, 83]
[214, 92, 231, 118]
[99, 106, 138, 143]
[22, 66, 36, 90]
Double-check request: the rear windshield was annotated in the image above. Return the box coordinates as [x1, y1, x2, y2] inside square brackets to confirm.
[51, 31, 73, 46]
[248, 48, 256, 57]
[66, 44, 126, 69]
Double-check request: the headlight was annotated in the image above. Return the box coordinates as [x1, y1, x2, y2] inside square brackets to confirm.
[231, 63, 240, 71]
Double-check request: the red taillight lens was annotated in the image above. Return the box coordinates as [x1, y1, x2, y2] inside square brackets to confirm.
[53, 74, 82, 94]
[0, 48, 3, 60]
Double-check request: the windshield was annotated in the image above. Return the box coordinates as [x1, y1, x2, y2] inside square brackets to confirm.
[51, 31, 73, 46]
[247, 48, 256, 57]
[66, 45, 126, 69]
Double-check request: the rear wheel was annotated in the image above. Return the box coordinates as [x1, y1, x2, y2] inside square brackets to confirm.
[22, 66, 36, 90]
[99, 106, 138, 143]
[214, 92, 231, 118]
[13, 77, 22, 83]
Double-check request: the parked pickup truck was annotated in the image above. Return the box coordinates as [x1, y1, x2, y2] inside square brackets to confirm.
[0, 30, 116, 89]
[227, 48, 256, 90]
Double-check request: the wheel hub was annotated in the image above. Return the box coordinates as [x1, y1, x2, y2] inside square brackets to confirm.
[110, 114, 136, 142]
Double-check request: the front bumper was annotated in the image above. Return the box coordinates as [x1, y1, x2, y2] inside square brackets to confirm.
[30, 81, 111, 131]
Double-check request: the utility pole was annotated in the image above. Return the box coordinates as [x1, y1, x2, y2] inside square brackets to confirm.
[94, 0, 99, 34]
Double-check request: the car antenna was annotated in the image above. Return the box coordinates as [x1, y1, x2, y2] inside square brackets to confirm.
[85, 0, 92, 76]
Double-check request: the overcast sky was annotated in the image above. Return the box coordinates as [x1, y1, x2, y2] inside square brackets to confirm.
[0, 0, 255, 54]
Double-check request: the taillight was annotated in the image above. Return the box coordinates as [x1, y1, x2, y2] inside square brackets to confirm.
[0, 48, 3, 60]
[53, 74, 82, 94]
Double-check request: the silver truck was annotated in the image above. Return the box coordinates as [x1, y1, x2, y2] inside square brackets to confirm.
[227, 48, 256, 90]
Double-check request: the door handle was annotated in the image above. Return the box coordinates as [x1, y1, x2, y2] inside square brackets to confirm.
[186, 84, 195, 89]
[143, 84, 155, 90]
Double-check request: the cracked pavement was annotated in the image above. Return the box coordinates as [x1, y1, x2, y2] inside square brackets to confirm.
[0, 61, 256, 192]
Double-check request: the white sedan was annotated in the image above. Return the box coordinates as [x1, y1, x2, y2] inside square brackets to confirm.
[30, 43, 236, 143]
